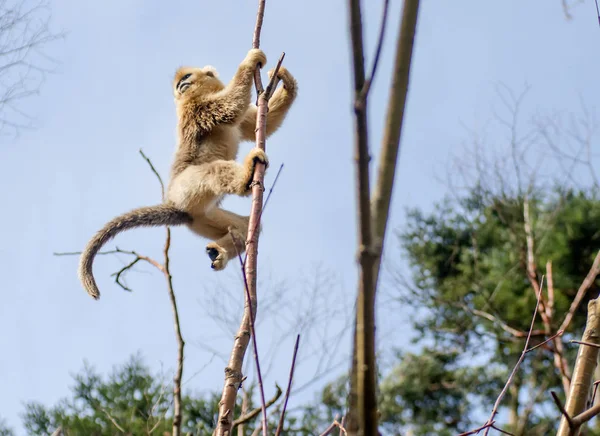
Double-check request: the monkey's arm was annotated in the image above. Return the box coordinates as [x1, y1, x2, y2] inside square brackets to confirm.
[193, 49, 267, 133]
[239, 66, 298, 141]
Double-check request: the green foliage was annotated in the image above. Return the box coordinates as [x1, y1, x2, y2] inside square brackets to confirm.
[391, 187, 600, 434]
[0, 418, 15, 436]
[21, 354, 222, 436]
[377, 348, 504, 435]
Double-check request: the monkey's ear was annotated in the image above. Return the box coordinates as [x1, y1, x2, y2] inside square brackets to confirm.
[202, 66, 219, 78]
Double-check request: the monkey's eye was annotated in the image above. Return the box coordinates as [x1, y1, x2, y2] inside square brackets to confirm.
[177, 73, 193, 91]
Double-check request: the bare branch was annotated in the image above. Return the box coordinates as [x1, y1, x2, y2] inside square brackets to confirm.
[231, 385, 282, 429]
[275, 334, 300, 436]
[215, 1, 284, 433]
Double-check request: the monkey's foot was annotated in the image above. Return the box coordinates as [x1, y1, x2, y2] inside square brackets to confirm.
[206, 243, 229, 271]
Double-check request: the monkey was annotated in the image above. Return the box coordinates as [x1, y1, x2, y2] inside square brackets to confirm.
[78, 48, 298, 300]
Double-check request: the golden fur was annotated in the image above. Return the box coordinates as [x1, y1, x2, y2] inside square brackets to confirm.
[78, 48, 297, 299]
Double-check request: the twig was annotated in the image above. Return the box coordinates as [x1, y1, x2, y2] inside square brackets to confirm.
[339, 416, 346, 436]
[491, 425, 515, 436]
[231, 385, 283, 429]
[571, 340, 600, 349]
[355, 0, 390, 108]
[480, 277, 544, 436]
[165, 228, 185, 436]
[319, 417, 347, 436]
[552, 391, 575, 429]
[457, 422, 494, 436]
[524, 330, 564, 353]
[139, 149, 165, 198]
[594, 0, 600, 26]
[275, 334, 301, 436]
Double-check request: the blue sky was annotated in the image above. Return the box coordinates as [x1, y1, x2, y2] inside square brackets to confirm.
[0, 0, 598, 433]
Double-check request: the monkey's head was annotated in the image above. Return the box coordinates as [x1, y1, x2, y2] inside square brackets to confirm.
[173, 66, 224, 100]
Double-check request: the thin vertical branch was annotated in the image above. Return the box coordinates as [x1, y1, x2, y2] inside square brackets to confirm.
[164, 227, 185, 436]
[557, 298, 600, 436]
[275, 334, 301, 436]
[215, 2, 282, 432]
[139, 150, 185, 436]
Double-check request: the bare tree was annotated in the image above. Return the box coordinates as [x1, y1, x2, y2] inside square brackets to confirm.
[0, 0, 61, 136]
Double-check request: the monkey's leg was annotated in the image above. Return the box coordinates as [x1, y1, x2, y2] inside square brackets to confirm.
[168, 150, 268, 211]
[204, 209, 251, 271]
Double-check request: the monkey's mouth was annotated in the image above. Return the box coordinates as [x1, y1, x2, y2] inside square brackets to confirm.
[178, 82, 191, 93]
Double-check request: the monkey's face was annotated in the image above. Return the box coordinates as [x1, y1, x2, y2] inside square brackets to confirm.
[173, 66, 224, 100]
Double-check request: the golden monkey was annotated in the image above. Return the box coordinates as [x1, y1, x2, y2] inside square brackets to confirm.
[78, 48, 297, 299]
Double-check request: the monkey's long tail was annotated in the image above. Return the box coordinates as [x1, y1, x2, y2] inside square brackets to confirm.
[78, 204, 193, 300]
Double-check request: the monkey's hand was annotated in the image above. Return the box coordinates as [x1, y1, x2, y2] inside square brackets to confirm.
[243, 48, 267, 70]
[242, 147, 269, 195]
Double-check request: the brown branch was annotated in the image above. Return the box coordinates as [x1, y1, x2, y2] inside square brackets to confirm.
[231, 385, 283, 429]
[572, 402, 600, 428]
[215, 1, 283, 433]
[275, 334, 301, 436]
[164, 227, 185, 436]
[557, 298, 600, 435]
[345, 0, 375, 432]
[571, 340, 600, 349]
